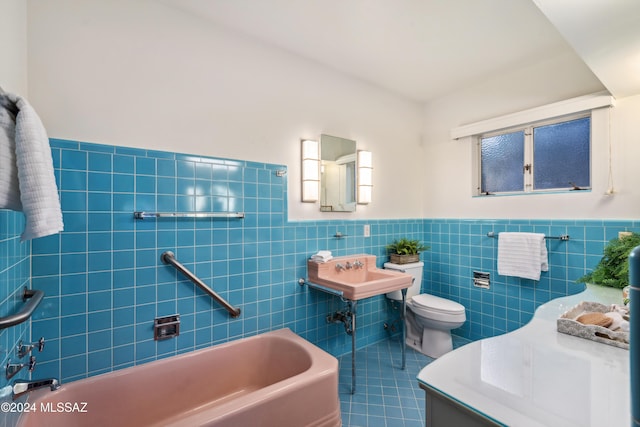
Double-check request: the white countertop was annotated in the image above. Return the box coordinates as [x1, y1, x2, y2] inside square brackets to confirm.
[417, 284, 630, 427]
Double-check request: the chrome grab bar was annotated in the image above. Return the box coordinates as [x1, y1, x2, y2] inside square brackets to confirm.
[0, 288, 44, 330]
[161, 251, 241, 318]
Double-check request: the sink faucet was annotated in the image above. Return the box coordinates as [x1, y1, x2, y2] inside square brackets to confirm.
[353, 260, 364, 269]
[335, 263, 346, 271]
[12, 378, 60, 400]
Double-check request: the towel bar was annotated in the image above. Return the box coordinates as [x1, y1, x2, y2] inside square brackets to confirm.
[0, 288, 44, 330]
[298, 278, 346, 301]
[487, 231, 569, 241]
[134, 211, 244, 219]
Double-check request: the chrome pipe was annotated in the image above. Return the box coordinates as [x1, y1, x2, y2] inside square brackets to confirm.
[161, 251, 241, 318]
[401, 287, 407, 370]
[349, 300, 357, 395]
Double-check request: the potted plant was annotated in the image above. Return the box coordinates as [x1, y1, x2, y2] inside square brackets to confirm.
[386, 238, 429, 264]
[577, 232, 640, 290]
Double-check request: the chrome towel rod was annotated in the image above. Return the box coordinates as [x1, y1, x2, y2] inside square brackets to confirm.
[486, 231, 569, 241]
[134, 211, 244, 219]
[161, 251, 241, 318]
[298, 278, 346, 301]
[0, 288, 44, 330]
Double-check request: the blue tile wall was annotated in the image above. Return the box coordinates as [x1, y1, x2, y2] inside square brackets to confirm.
[30, 139, 424, 383]
[0, 211, 31, 391]
[423, 218, 640, 341]
[13, 137, 637, 385]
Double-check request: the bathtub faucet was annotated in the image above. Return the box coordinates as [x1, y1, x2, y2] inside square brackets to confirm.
[12, 378, 60, 400]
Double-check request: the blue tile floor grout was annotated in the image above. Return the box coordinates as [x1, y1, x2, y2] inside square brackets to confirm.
[338, 335, 471, 427]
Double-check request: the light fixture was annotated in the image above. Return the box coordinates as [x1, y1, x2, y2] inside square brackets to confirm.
[357, 150, 372, 204]
[301, 139, 320, 202]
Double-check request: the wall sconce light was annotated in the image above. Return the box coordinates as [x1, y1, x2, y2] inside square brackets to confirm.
[357, 150, 372, 204]
[301, 139, 320, 202]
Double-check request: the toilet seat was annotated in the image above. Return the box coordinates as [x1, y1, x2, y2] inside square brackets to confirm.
[408, 294, 466, 322]
[411, 294, 465, 314]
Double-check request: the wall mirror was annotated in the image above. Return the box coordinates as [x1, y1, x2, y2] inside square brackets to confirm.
[320, 134, 356, 212]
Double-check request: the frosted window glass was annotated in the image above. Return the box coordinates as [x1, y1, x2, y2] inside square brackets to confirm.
[481, 131, 524, 193]
[533, 117, 590, 190]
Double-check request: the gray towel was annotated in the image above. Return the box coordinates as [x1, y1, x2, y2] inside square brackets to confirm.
[0, 91, 63, 240]
[0, 101, 21, 211]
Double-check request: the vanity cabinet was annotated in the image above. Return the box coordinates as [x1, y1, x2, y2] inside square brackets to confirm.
[416, 284, 630, 426]
[420, 383, 501, 427]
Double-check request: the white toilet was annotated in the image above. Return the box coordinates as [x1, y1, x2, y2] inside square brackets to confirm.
[385, 261, 466, 358]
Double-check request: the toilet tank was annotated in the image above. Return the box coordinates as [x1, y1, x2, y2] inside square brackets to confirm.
[384, 261, 424, 301]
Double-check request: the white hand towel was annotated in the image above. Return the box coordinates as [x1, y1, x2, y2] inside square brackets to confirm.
[497, 232, 548, 281]
[311, 250, 333, 262]
[0, 92, 63, 241]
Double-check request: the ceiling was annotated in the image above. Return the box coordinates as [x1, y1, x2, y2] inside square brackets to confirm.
[532, 0, 640, 99]
[159, 0, 640, 103]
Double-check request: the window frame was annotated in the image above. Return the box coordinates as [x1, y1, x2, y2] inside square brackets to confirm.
[475, 112, 592, 196]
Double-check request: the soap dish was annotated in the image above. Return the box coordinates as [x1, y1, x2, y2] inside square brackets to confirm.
[557, 301, 629, 350]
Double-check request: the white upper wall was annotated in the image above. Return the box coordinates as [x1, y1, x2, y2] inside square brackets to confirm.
[422, 50, 640, 220]
[23, 0, 640, 221]
[0, 0, 28, 94]
[26, 0, 424, 221]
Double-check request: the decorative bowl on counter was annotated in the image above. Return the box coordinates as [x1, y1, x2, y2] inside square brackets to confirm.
[557, 301, 629, 350]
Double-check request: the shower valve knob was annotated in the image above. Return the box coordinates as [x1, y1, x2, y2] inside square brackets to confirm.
[17, 337, 45, 358]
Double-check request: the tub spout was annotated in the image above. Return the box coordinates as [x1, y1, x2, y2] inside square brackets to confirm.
[12, 378, 60, 400]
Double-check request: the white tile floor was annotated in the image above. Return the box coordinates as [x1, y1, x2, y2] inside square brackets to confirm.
[338, 335, 470, 427]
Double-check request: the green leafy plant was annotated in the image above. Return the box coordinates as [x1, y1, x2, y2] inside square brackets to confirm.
[386, 238, 429, 255]
[577, 232, 640, 289]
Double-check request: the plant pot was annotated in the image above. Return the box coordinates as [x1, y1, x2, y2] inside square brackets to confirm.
[389, 254, 420, 264]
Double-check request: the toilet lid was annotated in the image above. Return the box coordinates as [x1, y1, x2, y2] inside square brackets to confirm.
[411, 294, 465, 314]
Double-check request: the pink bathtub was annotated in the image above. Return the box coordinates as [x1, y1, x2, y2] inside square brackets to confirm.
[17, 329, 341, 427]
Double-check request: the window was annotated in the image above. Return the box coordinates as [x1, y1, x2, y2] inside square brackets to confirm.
[479, 115, 591, 195]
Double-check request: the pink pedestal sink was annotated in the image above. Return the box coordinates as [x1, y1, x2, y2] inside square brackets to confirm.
[307, 254, 413, 300]
[306, 254, 413, 393]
